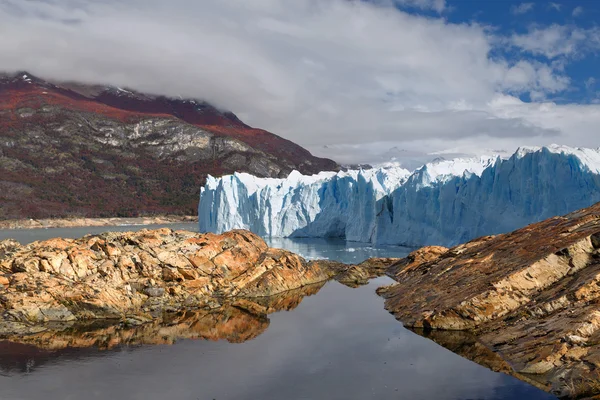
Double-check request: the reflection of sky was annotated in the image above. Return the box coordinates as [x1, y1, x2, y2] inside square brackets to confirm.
[1, 225, 414, 263]
[266, 237, 414, 263]
[0, 223, 199, 245]
[0, 278, 556, 400]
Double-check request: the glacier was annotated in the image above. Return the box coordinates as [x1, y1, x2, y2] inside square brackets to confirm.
[199, 145, 600, 247]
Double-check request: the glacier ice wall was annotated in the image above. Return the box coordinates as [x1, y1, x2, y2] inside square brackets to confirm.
[199, 168, 411, 242]
[199, 145, 600, 247]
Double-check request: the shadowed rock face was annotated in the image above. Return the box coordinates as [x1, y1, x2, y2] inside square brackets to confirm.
[379, 202, 600, 398]
[0, 229, 395, 337]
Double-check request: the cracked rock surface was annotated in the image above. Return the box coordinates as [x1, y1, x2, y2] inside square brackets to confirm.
[0, 229, 392, 337]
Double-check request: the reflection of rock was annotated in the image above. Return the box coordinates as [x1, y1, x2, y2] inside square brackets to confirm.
[237, 282, 327, 315]
[333, 258, 400, 288]
[0, 288, 321, 375]
[407, 329, 551, 394]
[0, 228, 400, 377]
[379, 202, 600, 398]
[0, 281, 328, 373]
[1, 306, 269, 351]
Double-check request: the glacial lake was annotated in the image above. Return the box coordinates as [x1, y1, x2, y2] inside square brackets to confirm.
[0, 224, 556, 400]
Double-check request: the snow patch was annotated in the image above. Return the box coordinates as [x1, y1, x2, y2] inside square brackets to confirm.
[516, 144, 600, 174]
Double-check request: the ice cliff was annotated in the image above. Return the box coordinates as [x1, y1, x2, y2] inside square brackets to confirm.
[199, 145, 600, 247]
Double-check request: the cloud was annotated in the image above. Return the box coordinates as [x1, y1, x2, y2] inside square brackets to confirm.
[510, 24, 600, 59]
[586, 77, 596, 90]
[572, 6, 584, 16]
[511, 3, 534, 15]
[549, 2, 562, 11]
[0, 0, 597, 164]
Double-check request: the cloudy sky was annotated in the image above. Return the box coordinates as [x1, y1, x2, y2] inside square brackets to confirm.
[1, 0, 600, 164]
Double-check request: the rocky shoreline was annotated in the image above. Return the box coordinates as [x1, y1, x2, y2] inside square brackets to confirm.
[379, 202, 600, 399]
[6, 205, 600, 398]
[0, 228, 394, 337]
[0, 216, 197, 230]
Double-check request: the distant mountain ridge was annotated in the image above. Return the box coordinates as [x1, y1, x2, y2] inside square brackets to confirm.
[0, 71, 338, 219]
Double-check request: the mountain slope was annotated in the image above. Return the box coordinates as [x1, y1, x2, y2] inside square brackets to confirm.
[0, 72, 337, 219]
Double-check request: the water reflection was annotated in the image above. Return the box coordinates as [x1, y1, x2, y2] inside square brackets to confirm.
[265, 237, 415, 264]
[0, 228, 557, 399]
[0, 283, 326, 373]
[0, 278, 556, 400]
[0, 223, 199, 245]
[408, 328, 552, 395]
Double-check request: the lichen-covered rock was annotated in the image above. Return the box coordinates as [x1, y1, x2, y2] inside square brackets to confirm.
[379, 202, 600, 398]
[334, 258, 400, 288]
[0, 228, 395, 337]
[0, 229, 342, 333]
[0, 239, 20, 261]
[386, 246, 448, 277]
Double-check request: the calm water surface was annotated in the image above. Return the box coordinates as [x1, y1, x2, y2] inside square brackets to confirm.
[0, 223, 199, 245]
[0, 225, 556, 400]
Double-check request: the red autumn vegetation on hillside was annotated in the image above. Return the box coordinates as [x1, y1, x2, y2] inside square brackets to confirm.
[0, 72, 337, 220]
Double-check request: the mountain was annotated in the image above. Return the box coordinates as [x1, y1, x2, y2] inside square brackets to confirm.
[199, 145, 600, 247]
[0, 72, 337, 219]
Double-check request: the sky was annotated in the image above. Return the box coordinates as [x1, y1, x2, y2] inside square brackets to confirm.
[1, 0, 600, 165]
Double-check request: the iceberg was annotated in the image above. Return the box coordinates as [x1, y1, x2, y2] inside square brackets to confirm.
[199, 145, 600, 247]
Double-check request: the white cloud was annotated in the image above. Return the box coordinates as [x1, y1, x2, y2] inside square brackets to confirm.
[572, 6, 584, 16]
[500, 60, 570, 96]
[0, 0, 597, 164]
[510, 24, 600, 59]
[549, 2, 562, 11]
[511, 3, 534, 15]
[586, 77, 597, 90]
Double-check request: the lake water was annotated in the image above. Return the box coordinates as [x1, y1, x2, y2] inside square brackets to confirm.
[0, 225, 556, 400]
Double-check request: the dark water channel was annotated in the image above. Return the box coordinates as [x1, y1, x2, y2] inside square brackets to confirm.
[0, 226, 556, 399]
